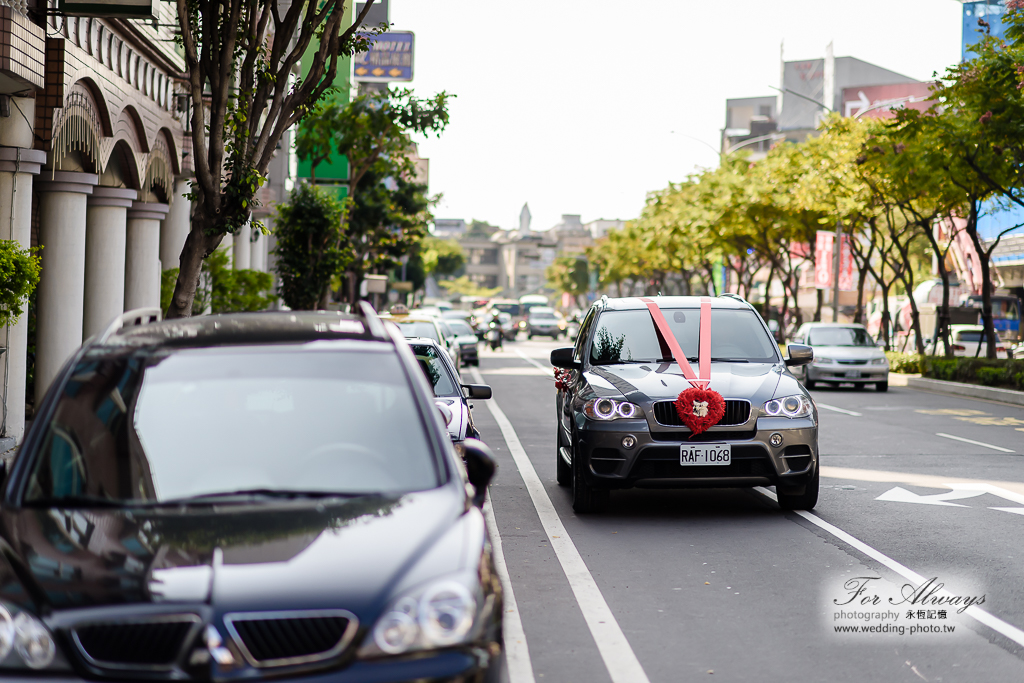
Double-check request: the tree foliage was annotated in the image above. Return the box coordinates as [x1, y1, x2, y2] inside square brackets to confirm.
[272, 183, 351, 310]
[0, 241, 40, 328]
[420, 236, 465, 278]
[161, 249, 274, 316]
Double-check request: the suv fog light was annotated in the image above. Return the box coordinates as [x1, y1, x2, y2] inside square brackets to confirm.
[769, 433, 783, 448]
[621, 435, 636, 449]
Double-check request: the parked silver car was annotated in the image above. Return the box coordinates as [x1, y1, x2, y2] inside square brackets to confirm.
[790, 322, 890, 391]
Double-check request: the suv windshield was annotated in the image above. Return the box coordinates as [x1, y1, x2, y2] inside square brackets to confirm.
[411, 344, 458, 396]
[24, 347, 440, 505]
[807, 327, 875, 347]
[589, 308, 779, 365]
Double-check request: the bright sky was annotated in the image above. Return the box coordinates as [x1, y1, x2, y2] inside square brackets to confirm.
[391, 0, 964, 234]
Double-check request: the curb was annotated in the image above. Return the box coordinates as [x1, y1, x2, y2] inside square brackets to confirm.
[905, 377, 1024, 407]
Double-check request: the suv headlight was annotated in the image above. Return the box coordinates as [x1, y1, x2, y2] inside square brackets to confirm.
[0, 603, 68, 671]
[358, 574, 482, 657]
[761, 395, 814, 419]
[583, 398, 644, 420]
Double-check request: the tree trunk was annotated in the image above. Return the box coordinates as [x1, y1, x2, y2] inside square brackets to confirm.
[922, 223, 953, 357]
[166, 212, 225, 319]
[814, 289, 823, 322]
[965, 205, 998, 359]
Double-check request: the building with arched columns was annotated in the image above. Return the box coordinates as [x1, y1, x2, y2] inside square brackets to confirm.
[0, 0, 200, 450]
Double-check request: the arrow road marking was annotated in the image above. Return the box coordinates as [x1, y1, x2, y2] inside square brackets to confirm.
[875, 487, 987, 507]
[991, 508, 1024, 516]
[815, 403, 862, 416]
[936, 432, 1015, 453]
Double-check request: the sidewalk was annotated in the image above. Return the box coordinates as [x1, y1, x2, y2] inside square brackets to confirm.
[891, 372, 1024, 408]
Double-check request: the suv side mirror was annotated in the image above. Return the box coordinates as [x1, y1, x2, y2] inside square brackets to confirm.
[462, 384, 492, 400]
[550, 347, 578, 369]
[785, 343, 813, 367]
[462, 438, 496, 507]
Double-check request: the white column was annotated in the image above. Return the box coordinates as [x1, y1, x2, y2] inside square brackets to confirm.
[160, 177, 191, 270]
[233, 222, 251, 270]
[0, 146, 45, 444]
[250, 231, 265, 271]
[35, 171, 97, 404]
[83, 188, 136, 339]
[125, 201, 169, 311]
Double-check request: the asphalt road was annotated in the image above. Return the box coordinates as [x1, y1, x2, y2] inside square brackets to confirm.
[469, 338, 1024, 683]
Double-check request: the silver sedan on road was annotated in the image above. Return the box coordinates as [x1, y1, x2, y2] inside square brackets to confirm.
[790, 322, 890, 391]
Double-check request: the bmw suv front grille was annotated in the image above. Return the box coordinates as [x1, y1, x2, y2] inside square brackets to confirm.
[72, 615, 201, 669]
[653, 400, 751, 427]
[224, 610, 359, 668]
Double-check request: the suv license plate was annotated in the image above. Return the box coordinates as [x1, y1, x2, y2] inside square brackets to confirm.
[680, 444, 731, 466]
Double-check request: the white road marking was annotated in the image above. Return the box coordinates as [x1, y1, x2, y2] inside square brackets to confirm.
[936, 432, 1015, 453]
[481, 501, 536, 683]
[991, 507, 1024, 516]
[820, 466, 1024, 497]
[514, 348, 554, 377]
[875, 486, 986, 507]
[815, 403, 862, 416]
[470, 367, 651, 683]
[755, 487, 1024, 648]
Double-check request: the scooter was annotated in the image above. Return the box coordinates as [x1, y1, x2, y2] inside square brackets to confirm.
[486, 323, 503, 351]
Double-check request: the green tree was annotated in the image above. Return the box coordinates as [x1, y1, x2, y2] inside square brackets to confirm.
[272, 183, 351, 310]
[161, 250, 274, 315]
[420, 237, 465, 278]
[438, 276, 502, 298]
[0, 241, 40, 328]
[546, 255, 589, 306]
[167, 0, 385, 319]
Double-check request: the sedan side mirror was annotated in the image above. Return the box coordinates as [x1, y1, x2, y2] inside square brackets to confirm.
[462, 438, 496, 508]
[785, 343, 813, 367]
[550, 347, 578, 369]
[462, 384, 492, 400]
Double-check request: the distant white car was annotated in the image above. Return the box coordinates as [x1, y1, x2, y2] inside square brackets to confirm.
[946, 325, 1009, 359]
[790, 322, 889, 391]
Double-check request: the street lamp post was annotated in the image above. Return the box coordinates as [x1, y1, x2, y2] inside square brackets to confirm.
[832, 219, 842, 322]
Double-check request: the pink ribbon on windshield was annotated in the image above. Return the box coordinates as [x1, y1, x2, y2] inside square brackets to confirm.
[639, 297, 712, 390]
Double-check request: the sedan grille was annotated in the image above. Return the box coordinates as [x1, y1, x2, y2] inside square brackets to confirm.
[653, 400, 751, 427]
[72, 615, 199, 669]
[225, 610, 358, 667]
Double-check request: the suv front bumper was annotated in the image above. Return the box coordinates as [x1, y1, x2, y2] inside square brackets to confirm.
[568, 417, 817, 490]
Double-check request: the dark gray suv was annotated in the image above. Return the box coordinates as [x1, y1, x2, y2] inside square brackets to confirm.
[552, 296, 818, 513]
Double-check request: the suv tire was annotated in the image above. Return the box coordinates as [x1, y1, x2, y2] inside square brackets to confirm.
[571, 431, 608, 513]
[777, 468, 819, 510]
[556, 424, 571, 487]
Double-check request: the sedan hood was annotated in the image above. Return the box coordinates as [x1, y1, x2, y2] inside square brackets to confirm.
[1, 487, 466, 617]
[585, 362, 783, 405]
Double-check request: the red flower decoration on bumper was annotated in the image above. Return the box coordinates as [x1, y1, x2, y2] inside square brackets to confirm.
[673, 387, 725, 437]
[553, 368, 572, 391]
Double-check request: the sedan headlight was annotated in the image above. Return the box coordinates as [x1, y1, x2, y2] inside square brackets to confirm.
[812, 356, 834, 365]
[761, 394, 814, 419]
[583, 398, 643, 420]
[359, 575, 481, 658]
[0, 604, 67, 671]
[870, 357, 888, 365]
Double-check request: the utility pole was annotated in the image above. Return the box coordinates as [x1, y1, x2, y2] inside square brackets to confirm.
[832, 219, 842, 322]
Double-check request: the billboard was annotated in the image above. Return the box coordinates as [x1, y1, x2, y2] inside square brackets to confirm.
[353, 32, 414, 82]
[841, 82, 934, 119]
[59, 0, 153, 17]
[779, 59, 825, 132]
[814, 231, 855, 291]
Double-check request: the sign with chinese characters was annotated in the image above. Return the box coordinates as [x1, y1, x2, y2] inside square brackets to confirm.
[814, 231, 855, 291]
[353, 31, 414, 82]
[59, 0, 154, 17]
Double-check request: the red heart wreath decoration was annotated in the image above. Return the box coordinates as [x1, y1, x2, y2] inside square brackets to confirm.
[673, 386, 726, 438]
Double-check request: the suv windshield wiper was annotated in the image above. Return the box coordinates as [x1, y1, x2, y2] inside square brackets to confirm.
[160, 489, 372, 505]
[25, 494, 127, 508]
[712, 358, 750, 362]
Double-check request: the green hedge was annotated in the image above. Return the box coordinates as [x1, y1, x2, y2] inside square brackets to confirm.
[886, 352, 1024, 390]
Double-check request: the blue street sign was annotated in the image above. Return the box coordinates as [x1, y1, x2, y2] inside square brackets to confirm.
[354, 32, 414, 82]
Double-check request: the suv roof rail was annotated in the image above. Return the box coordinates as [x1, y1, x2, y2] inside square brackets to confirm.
[358, 300, 387, 339]
[720, 293, 745, 302]
[97, 308, 162, 344]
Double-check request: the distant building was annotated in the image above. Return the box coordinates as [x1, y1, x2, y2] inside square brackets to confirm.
[434, 219, 467, 238]
[585, 219, 626, 240]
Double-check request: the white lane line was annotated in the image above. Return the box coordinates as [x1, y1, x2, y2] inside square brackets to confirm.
[514, 348, 554, 377]
[481, 501, 536, 683]
[755, 487, 1024, 648]
[470, 367, 651, 683]
[936, 432, 1015, 453]
[815, 403, 862, 417]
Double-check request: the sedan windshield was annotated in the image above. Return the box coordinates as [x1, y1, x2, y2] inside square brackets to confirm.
[395, 321, 440, 342]
[447, 320, 475, 336]
[807, 327, 875, 347]
[24, 347, 440, 505]
[589, 308, 779, 365]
